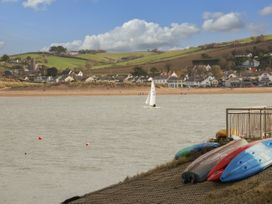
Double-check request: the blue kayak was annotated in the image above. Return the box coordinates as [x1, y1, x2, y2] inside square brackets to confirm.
[175, 142, 220, 160]
[221, 139, 272, 182]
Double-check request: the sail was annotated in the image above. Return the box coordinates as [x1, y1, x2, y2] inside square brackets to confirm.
[145, 91, 150, 105]
[149, 80, 156, 106]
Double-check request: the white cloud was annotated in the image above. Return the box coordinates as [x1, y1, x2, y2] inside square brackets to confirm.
[22, 0, 55, 9]
[260, 5, 272, 16]
[203, 12, 224, 20]
[202, 12, 244, 32]
[0, 41, 5, 49]
[45, 19, 199, 52]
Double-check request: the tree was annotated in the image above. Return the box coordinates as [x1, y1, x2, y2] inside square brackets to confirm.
[211, 65, 223, 79]
[131, 66, 148, 76]
[164, 63, 172, 73]
[150, 67, 159, 77]
[201, 53, 210, 59]
[49, 46, 67, 54]
[0, 54, 9, 62]
[47, 67, 58, 77]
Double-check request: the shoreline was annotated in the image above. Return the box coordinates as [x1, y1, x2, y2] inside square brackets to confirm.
[1, 87, 272, 97]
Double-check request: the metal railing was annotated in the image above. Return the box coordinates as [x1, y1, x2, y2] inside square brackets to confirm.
[226, 107, 272, 139]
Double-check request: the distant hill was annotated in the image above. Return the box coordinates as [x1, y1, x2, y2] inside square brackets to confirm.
[11, 34, 272, 74]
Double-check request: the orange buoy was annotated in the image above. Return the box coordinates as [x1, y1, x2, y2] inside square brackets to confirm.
[37, 136, 43, 140]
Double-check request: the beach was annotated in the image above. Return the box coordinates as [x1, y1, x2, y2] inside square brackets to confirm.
[1, 86, 272, 97]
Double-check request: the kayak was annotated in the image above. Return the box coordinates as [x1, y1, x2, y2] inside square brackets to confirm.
[181, 139, 248, 183]
[175, 142, 219, 160]
[221, 139, 272, 182]
[207, 140, 259, 181]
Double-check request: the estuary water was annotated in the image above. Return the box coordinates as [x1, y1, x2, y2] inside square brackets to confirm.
[0, 94, 271, 204]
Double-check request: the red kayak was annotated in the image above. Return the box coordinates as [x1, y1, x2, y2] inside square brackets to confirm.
[207, 140, 260, 181]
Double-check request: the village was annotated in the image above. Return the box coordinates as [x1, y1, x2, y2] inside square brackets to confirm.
[1, 48, 272, 89]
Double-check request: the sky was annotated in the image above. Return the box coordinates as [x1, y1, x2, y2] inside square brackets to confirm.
[0, 0, 272, 55]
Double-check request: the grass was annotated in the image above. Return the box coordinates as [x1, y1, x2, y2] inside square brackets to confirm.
[44, 55, 86, 69]
[264, 35, 272, 40]
[91, 47, 202, 69]
[238, 34, 272, 44]
[0, 80, 42, 88]
[13, 53, 87, 70]
[122, 148, 213, 183]
[12, 48, 202, 70]
[78, 51, 153, 63]
[10, 34, 272, 71]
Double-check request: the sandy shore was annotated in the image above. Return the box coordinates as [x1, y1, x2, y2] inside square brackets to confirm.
[1, 86, 272, 97]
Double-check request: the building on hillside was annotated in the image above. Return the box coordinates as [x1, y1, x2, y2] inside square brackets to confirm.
[258, 73, 272, 86]
[153, 75, 168, 85]
[3, 70, 13, 78]
[240, 59, 260, 68]
[68, 51, 79, 56]
[164, 72, 183, 88]
[123, 74, 133, 82]
[224, 77, 241, 88]
[205, 64, 212, 71]
[200, 76, 218, 87]
[228, 73, 237, 79]
[167, 76, 183, 88]
[64, 76, 74, 83]
[85, 76, 96, 83]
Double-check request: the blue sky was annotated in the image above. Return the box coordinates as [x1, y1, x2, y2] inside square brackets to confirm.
[0, 0, 272, 54]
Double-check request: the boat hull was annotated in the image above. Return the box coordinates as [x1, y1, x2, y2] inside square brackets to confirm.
[221, 139, 272, 182]
[208, 141, 259, 181]
[181, 139, 248, 183]
[175, 142, 219, 160]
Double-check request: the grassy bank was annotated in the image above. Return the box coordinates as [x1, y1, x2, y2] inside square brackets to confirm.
[0, 80, 42, 89]
[65, 155, 272, 204]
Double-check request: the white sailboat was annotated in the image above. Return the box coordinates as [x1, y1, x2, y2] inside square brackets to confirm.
[145, 79, 156, 107]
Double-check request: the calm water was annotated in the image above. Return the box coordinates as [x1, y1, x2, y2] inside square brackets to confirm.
[0, 94, 271, 204]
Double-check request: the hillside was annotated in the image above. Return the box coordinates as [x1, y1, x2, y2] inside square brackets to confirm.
[10, 34, 272, 75]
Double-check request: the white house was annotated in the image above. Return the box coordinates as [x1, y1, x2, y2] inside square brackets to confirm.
[242, 59, 260, 68]
[258, 73, 272, 81]
[183, 80, 199, 87]
[124, 74, 133, 82]
[224, 77, 241, 87]
[85, 76, 96, 83]
[167, 77, 183, 88]
[68, 51, 79, 56]
[153, 76, 168, 85]
[205, 64, 212, 71]
[228, 73, 237, 79]
[258, 73, 272, 86]
[200, 76, 216, 87]
[64, 76, 74, 83]
[76, 71, 84, 77]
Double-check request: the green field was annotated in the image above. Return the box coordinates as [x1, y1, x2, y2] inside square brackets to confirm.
[238, 34, 272, 44]
[78, 47, 202, 69]
[13, 48, 202, 70]
[13, 53, 86, 70]
[11, 34, 272, 71]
